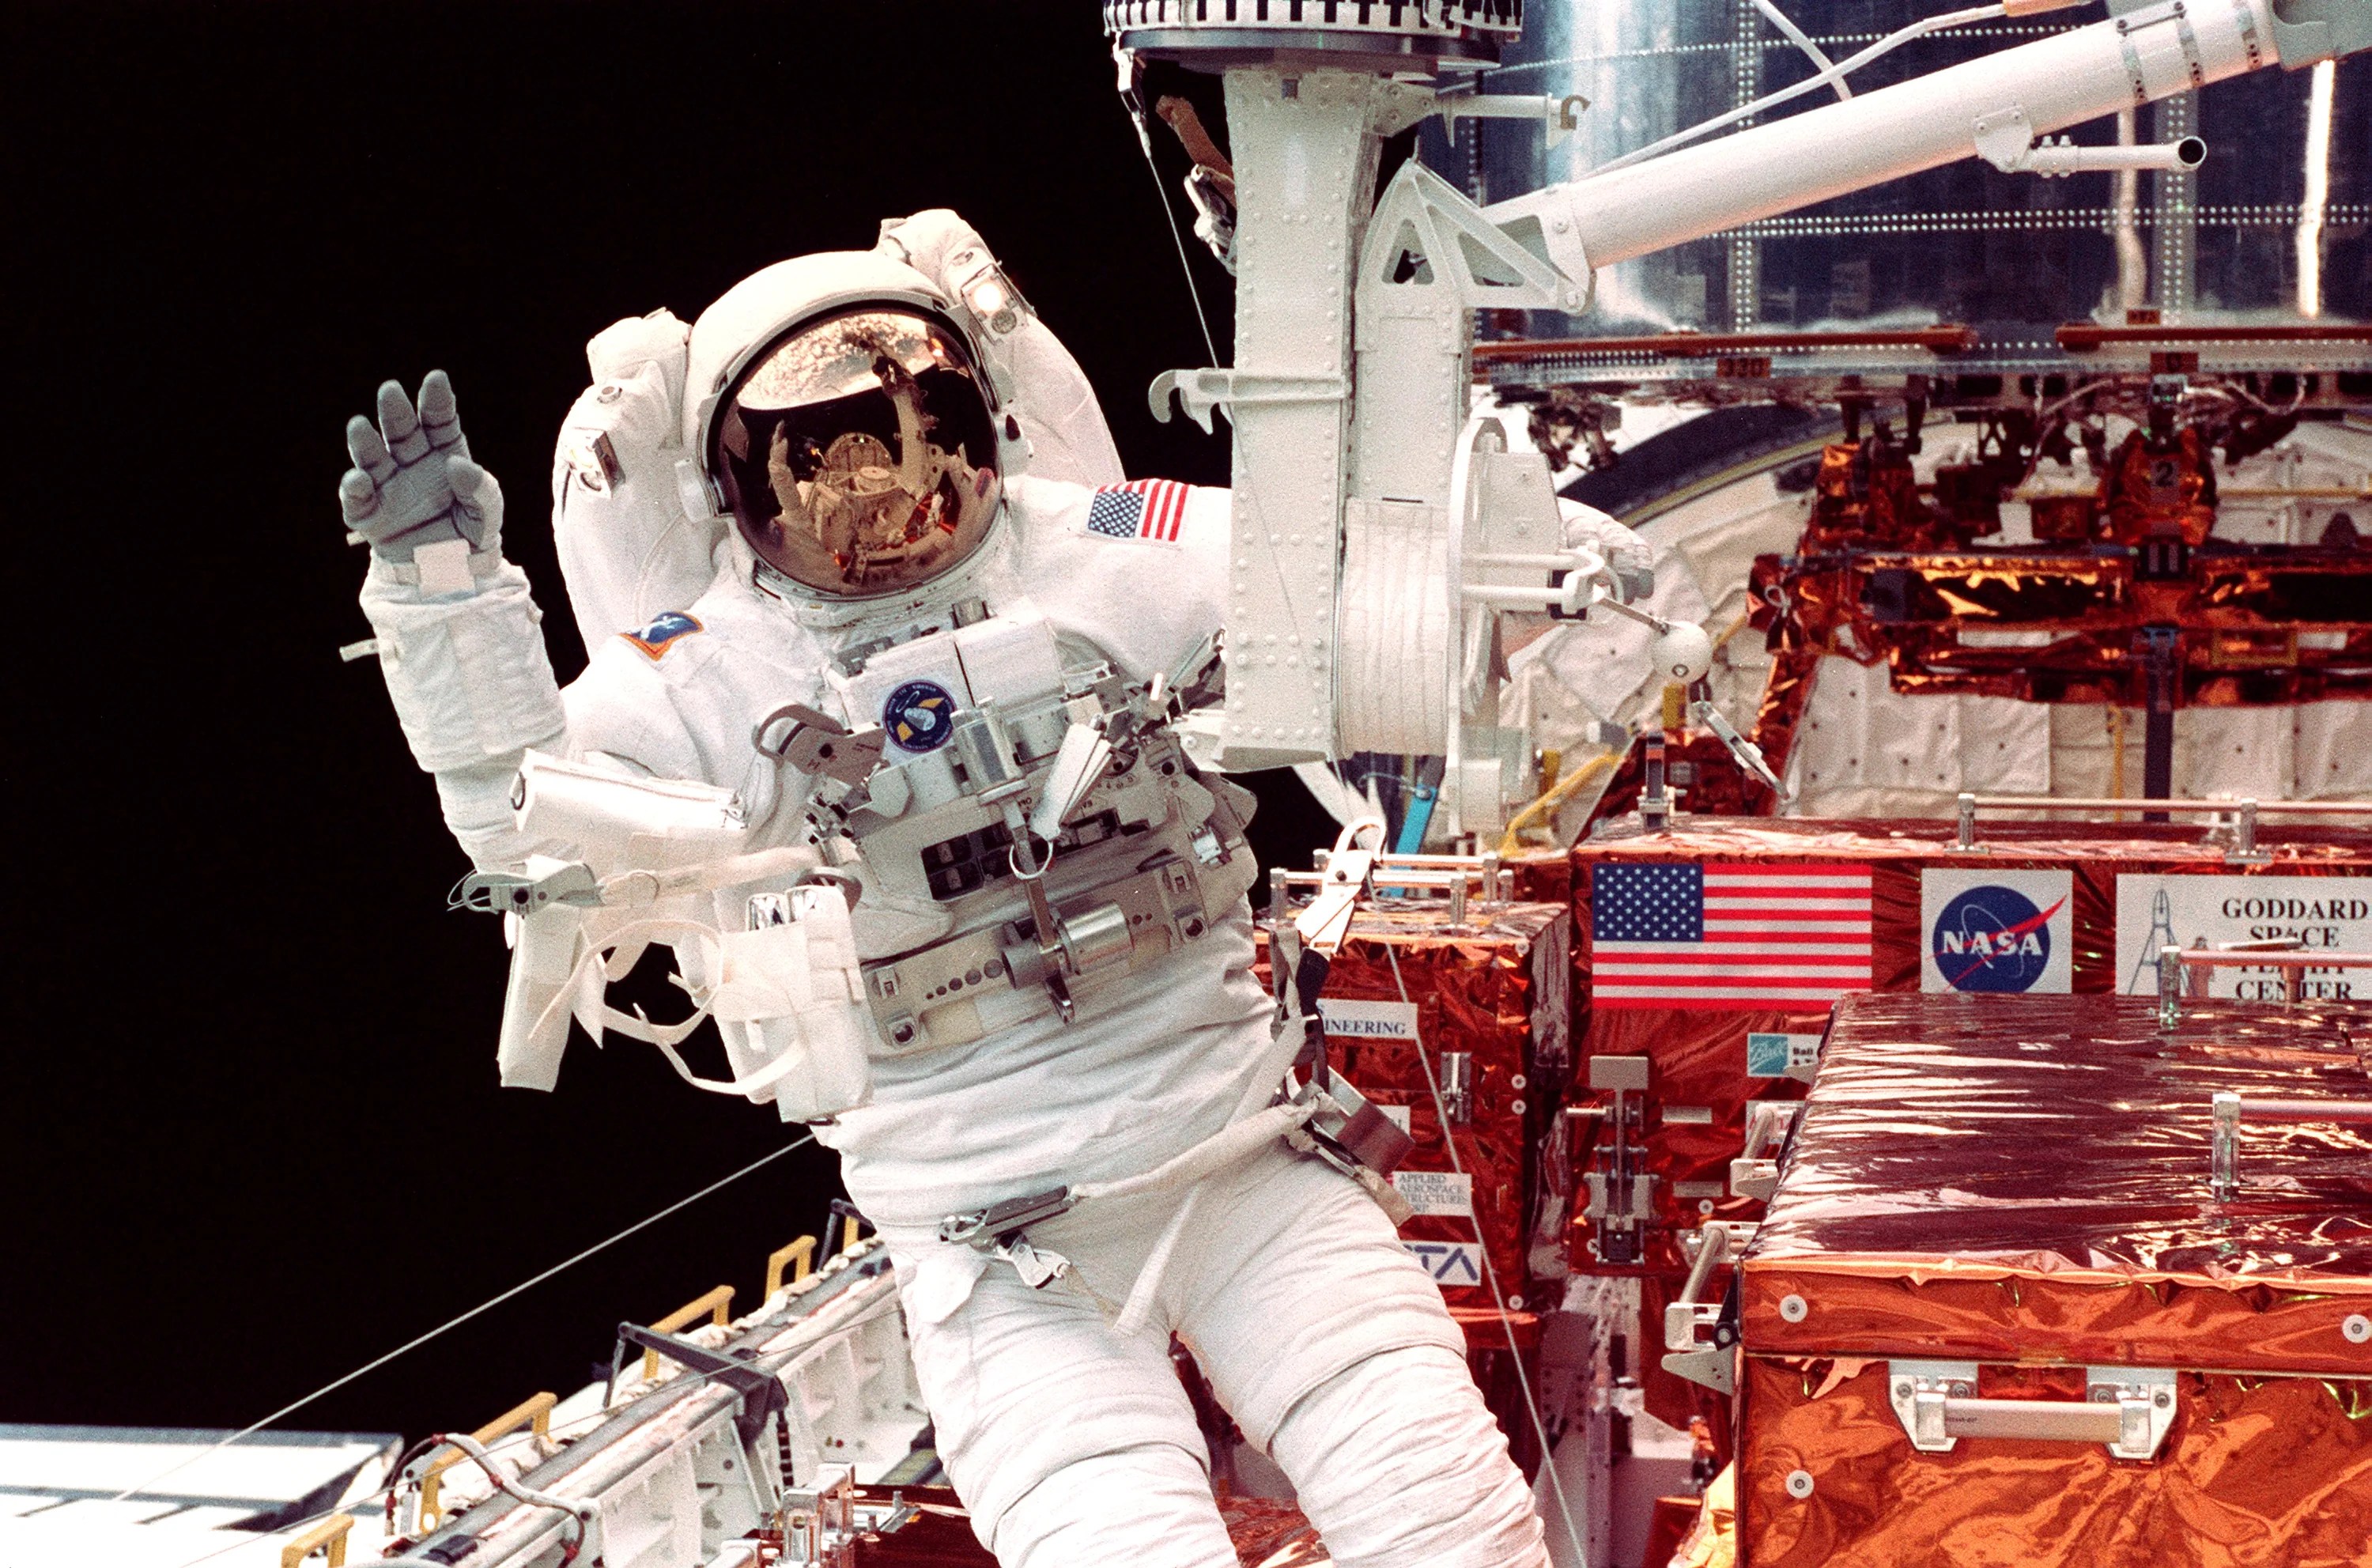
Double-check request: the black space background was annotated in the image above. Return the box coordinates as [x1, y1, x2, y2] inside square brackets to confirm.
[6, 2, 1335, 1442]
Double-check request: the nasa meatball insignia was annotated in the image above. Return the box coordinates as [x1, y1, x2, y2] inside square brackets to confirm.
[1921, 867, 2076, 994]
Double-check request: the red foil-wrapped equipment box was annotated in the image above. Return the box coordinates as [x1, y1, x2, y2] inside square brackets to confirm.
[1733, 992, 2372, 1568]
[1256, 900, 1573, 1320]
[1566, 816, 2370, 1434]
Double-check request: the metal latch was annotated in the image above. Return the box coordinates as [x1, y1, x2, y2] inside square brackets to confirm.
[1729, 1100, 1804, 1202]
[1887, 1361, 2178, 1460]
[608, 1323, 788, 1446]
[451, 861, 600, 916]
[780, 1464, 858, 1566]
[1582, 1054, 1654, 1265]
[1293, 1069, 1418, 1179]
[937, 1187, 1076, 1251]
[1660, 1221, 1755, 1396]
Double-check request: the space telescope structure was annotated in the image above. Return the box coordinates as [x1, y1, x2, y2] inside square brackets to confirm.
[25, 6, 2369, 1568]
[1108, 0, 2367, 837]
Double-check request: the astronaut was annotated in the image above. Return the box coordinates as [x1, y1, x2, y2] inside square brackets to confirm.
[338, 210, 1547, 1568]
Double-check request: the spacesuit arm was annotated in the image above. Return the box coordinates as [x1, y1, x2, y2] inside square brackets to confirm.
[874, 210, 1124, 488]
[1558, 499, 1655, 603]
[357, 554, 568, 870]
[342, 374, 568, 870]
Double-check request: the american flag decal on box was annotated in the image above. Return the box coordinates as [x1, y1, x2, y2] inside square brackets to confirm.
[1591, 861, 1873, 1010]
[1085, 478, 1189, 542]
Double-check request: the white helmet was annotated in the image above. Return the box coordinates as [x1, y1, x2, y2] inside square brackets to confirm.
[684, 251, 1013, 621]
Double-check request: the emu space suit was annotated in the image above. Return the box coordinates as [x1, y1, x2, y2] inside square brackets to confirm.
[339, 213, 1543, 1568]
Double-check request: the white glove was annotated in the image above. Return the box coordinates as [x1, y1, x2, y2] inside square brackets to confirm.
[339, 370, 503, 561]
[1559, 499, 1654, 603]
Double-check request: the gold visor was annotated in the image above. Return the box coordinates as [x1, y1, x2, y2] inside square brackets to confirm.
[712, 308, 1001, 599]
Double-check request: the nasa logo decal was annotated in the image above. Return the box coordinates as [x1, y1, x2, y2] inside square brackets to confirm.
[1920, 867, 2074, 995]
[883, 680, 957, 752]
[1931, 885, 2064, 992]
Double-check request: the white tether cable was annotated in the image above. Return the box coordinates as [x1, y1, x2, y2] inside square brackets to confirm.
[165, 1295, 905, 1568]
[1596, 3, 2008, 175]
[113, 1134, 818, 1506]
[1753, 0, 1853, 100]
[1381, 939, 1588, 1568]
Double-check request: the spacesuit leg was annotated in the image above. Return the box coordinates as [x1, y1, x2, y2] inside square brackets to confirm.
[893, 1230, 1238, 1568]
[991, 1447, 1236, 1568]
[1263, 1345, 1547, 1568]
[1176, 1147, 1547, 1568]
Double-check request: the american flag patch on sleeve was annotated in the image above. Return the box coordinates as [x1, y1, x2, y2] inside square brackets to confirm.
[1084, 478, 1190, 542]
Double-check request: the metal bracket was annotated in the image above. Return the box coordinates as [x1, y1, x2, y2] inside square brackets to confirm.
[2265, 0, 2372, 67]
[1293, 1071, 1418, 1180]
[1147, 367, 1348, 434]
[1582, 1054, 1655, 1265]
[1887, 1360, 2179, 1460]
[780, 1464, 858, 1566]
[2211, 1090, 2242, 1198]
[1974, 104, 2205, 176]
[2222, 799, 2273, 865]
[936, 1187, 1077, 1251]
[1730, 1101, 1804, 1202]
[1660, 1222, 1754, 1396]
[1436, 90, 1592, 147]
[1363, 159, 1592, 314]
[452, 861, 601, 917]
[610, 1323, 788, 1447]
[2210, 1088, 2372, 1199]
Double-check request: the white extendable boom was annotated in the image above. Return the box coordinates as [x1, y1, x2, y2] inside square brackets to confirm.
[1488, 0, 2285, 270]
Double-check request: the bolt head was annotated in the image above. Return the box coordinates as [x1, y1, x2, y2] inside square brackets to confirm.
[1785, 1469, 1815, 1499]
[2344, 1313, 2371, 1344]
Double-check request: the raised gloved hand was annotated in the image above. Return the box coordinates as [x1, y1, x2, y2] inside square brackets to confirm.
[1559, 499, 1656, 603]
[339, 370, 503, 561]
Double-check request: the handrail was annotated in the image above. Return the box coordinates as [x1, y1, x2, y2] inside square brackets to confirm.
[1962, 794, 2372, 815]
[1472, 327, 1979, 361]
[1271, 849, 1516, 928]
[2210, 1090, 2372, 1199]
[641, 1284, 735, 1379]
[419, 1391, 557, 1529]
[280, 1513, 353, 1568]
[767, 1235, 820, 1298]
[2155, 945, 2372, 1027]
[1954, 791, 2372, 860]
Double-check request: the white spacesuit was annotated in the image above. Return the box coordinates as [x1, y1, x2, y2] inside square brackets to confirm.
[339, 212, 1545, 1567]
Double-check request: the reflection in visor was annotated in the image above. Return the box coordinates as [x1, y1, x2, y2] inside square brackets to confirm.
[712, 310, 1002, 599]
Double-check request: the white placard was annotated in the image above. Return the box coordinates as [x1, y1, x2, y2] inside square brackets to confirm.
[2114, 875, 2372, 999]
[1390, 1169, 1474, 1217]
[1404, 1240, 1484, 1287]
[1921, 867, 2075, 993]
[1316, 999, 1420, 1041]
